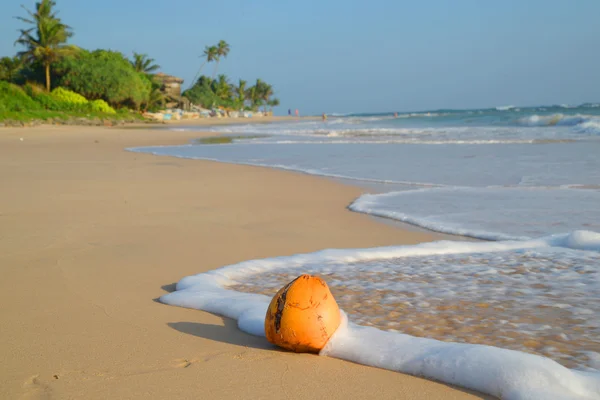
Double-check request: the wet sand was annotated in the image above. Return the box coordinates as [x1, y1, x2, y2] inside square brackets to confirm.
[233, 251, 600, 370]
[0, 124, 491, 399]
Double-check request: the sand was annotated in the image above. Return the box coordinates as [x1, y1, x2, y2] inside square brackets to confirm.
[132, 114, 317, 128]
[0, 123, 491, 399]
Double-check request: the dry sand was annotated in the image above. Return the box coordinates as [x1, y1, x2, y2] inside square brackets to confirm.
[0, 123, 491, 399]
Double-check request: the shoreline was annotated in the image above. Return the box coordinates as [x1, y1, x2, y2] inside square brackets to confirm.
[132, 121, 478, 242]
[0, 123, 490, 399]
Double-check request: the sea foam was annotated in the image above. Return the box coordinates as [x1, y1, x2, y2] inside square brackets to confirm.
[160, 235, 600, 400]
[518, 113, 600, 134]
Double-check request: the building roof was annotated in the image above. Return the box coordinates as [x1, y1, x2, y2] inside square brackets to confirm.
[154, 72, 184, 84]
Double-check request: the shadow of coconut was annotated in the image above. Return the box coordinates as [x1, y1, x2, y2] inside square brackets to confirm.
[167, 319, 279, 351]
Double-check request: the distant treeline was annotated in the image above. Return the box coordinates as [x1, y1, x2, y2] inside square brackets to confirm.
[0, 0, 279, 120]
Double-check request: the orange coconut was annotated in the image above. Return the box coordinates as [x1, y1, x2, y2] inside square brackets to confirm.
[264, 274, 341, 353]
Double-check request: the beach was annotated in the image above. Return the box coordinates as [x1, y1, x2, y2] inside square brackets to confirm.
[0, 123, 489, 399]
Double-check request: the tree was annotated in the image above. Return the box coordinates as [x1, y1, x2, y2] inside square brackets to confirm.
[58, 49, 151, 108]
[242, 79, 278, 111]
[188, 45, 217, 90]
[236, 79, 247, 107]
[15, 0, 76, 91]
[182, 74, 218, 108]
[259, 82, 274, 111]
[182, 70, 277, 112]
[212, 40, 230, 80]
[0, 56, 23, 82]
[131, 52, 160, 74]
[214, 74, 231, 100]
[142, 85, 165, 112]
[268, 97, 280, 111]
[246, 83, 259, 109]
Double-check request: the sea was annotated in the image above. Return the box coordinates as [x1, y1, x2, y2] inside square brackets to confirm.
[130, 104, 600, 399]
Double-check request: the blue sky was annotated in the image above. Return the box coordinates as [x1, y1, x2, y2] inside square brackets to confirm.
[1, 0, 599, 115]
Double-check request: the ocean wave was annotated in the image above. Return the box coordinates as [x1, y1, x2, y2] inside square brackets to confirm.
[399, 112, 452, 118]
[350, 191, 527, 242]
[259, 138, 544, 145]
[160, 233, 600, 399]
[573, 120, 600, 135]
[349, 187, 600, 241]
[496, 105, 515, 111]
[517, 113, 600, 134]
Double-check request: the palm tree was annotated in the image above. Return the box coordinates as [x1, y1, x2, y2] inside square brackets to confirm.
[260, 82, 273, 101]
[131, 52, 160, 74]
[142, 86, 165, 112]
[246, 80, 263, 110]
[212, 40, 230, 80]
[268, 98, 280, 111]
[236, 79, 247, 107]
[214, 74, 232, 100]
[188, 45, 217, 90]
[259, 83, 274, 112]
[246, 85, 257, 109]
[15, 0, 75, 91]
[0, 56, 23, 82]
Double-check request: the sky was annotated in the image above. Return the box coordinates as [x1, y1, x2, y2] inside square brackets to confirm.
[1, 0, 599, 115]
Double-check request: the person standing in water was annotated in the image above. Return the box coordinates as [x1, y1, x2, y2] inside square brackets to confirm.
[322, 113, 327, 122]
[295, 109, 299, 117]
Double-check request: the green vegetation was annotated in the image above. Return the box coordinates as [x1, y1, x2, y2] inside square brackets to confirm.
[0, 109, 144, 125]
[89, 99, 116, 114]
[15, 0, 76, 91]
[0, 81, 41, 112]
[183, 75, 279, 111]
[195, 135, 268, 144]
[51, 87, 87, 104]
[1, 0, 280, 125]
[130, 52, 160, 74]
[56, 49, 152, 108]
[0, 81, 137, 123]
[212, 40, 230, 80]
[0, 57, 23, 81]
[183, 40, 279, 112]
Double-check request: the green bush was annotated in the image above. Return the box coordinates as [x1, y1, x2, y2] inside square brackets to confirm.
[89, 99, 115, 114]
[23, 82, 46, 97]
[51, 87, 88, 105]
[23, 83, 70, 111]
[32, 91, 65, 110]
[0, 81, 42, 112]
[57, 50, 151, 108]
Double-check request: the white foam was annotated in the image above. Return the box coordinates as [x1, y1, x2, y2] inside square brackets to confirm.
[201, 117, 600, 143]
[160, 237, 600, 399]
[518, 113, 600, 134]
[574, 120, 600, 135]
[496, 105, 515, 111]
[322, 314, 600, 400]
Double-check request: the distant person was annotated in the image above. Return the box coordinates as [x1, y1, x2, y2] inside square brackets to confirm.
[288, 109, 291, 116]
[295, 109, 299, 117]
[394, 112, 398, 118]
[322, 113, 327, 122]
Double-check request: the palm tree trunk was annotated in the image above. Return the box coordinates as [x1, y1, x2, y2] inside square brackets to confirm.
[212, 60, 220, 81]
[188, 61, 207, 90]
[45, 63, 51, 92]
